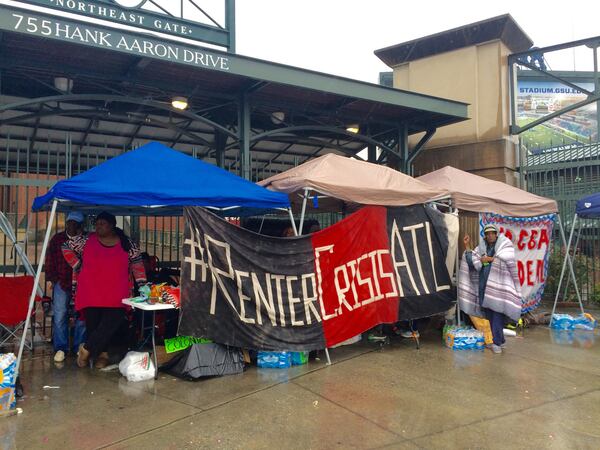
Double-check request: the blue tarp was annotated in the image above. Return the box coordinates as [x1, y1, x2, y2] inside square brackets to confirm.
[576, 193, 600, 218]
[32, 142, 290, 215]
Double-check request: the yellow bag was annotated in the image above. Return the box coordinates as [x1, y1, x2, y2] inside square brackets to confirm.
[470, 315, 493, 345]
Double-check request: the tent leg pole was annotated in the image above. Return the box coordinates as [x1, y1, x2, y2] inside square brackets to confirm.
[324, 348, 331, 365]
[298, 188, 309, 235]
[563, 229, 582, 300]
[455, 229, 461, 326]
[558, 214, 584, 314]
[561, 216, 585, 315]
[453, 203, 461, 326]
[552, 214, 577, 324]
[287, 208, 298, 236]
[15, 199, 57, 382]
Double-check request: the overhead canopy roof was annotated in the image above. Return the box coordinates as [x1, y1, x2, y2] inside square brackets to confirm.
[375, 14, 533, 67]
[0, 3, 469, 178]
[417, 166, 558, 217]
[259, 153, 449, 211]
[32, 142, 290, 216]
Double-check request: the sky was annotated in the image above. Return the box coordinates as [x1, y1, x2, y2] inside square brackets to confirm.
[234, 0, 600, 83]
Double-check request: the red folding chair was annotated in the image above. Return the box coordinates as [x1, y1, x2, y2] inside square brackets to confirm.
[0, 276, 41, 351]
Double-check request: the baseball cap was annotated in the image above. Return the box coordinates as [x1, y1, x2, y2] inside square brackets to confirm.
[483, 224, 498, 234]
[66, 211, 84, 223]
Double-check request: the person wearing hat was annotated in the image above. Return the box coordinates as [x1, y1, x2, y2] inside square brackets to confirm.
[463, 224, 521, 354]
[62, 211, 146, 369]
[45, 211, 86, 363]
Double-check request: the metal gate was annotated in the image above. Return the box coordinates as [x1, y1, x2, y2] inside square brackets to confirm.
[521, 141, 600, 305]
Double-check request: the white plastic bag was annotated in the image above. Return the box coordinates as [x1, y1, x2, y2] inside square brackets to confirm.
[118, 351, 155, 382]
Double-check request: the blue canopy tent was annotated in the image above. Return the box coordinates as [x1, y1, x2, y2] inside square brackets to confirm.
[32, 141, 290, 215]
[17, 142, 292, 379]
[575, 193, 600, 219]
[550, 193, 596, 323]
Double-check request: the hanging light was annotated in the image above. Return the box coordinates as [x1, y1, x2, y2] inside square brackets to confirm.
[346, 124, 360, 134]
[54, 77, 73, 93]
[270, 111, 285, 124]
[171, 96, 188, 110]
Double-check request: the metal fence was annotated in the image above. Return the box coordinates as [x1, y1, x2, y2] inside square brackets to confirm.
[521, 141, 600, 305]
[0, 136, 296, 281]
[11, 134, 599, 305]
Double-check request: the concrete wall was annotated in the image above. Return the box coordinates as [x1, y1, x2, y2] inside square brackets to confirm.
[393, 40, 519, 184]
[411, 139, 519, 185]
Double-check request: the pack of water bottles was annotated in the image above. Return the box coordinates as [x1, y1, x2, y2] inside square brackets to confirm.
[0, 353, 17, 412]
[257, 351, 292, 369]
[257, 351, 310, 368]
[444, 326, 485, 351]
[550, 313, 596, 331]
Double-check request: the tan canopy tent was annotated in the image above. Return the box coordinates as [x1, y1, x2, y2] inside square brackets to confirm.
[260, 153, 449, 221]
[260, 152, 457, 285]
[260, 153, 458, 344]
[417, 166, 558, 217]
[418, 166, 584, 321]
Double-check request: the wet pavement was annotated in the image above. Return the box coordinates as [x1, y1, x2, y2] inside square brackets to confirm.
[1, 325, 600, 449]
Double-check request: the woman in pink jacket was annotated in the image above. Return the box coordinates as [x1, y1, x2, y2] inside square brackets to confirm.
[63, 211, 146, 369]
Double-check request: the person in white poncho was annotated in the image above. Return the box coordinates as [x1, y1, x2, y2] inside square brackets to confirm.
[461, 224, 522, 354]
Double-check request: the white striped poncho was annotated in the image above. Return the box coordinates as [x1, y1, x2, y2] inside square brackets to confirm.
[458, 234, 522, 322]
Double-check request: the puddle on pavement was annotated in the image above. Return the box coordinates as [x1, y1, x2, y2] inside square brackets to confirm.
[549, 329, 596, 349]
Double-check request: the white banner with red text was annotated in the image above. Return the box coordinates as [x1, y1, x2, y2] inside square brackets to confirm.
[480, 213, 556, 313]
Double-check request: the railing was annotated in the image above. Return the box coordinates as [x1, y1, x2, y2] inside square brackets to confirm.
[521, 141, 600, 305]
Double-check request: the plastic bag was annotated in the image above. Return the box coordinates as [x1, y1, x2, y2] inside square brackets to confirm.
[573, 313, 596, 331]
[291, 351, 308, 365]
[161, 286, 181, 308]
[150, 283, 167, 301]
[469, 315, 493, 345]
[118, 351, 156, 382]
[138, 284, 151, 300]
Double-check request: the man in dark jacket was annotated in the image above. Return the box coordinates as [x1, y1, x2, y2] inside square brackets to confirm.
[45, 211, 86, 362]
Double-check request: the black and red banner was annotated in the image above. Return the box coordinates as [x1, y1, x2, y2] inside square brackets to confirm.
[178, 205, 454, 351]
